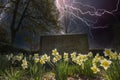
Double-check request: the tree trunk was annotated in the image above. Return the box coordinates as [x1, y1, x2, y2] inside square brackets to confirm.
[11, 29, 16, 45]
[16, 0, 31, 32]
[10, 0, 20, 44]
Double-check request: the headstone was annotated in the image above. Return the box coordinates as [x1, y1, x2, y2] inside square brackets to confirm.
[40, 34, 89, 54]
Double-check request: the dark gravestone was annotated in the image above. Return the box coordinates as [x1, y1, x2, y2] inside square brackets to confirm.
[40, 34, 89, 54]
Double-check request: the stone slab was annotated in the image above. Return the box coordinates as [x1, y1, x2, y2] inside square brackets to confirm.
[40, 34, 89, 54]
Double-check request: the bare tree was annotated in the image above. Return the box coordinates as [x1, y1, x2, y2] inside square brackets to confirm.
[1, 0, 61, 45]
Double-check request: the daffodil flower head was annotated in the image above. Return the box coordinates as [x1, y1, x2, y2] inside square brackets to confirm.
[109, 52, 118, 60]
[21, 57, 28, 69]
[64, 52, 69, 58]
[76, 59, 83, 66]
[82, 55, 88, 62]
[15, 53, 23, 61]
[52, 57, 58, 63]
[72, 57, 77, 63]
[34, 57, 39, 63]
[100, 59, 112, 70]
[71, 52, 77, 59]
[88, 52, 93, 57]
[52, 49, 59, 56]
[104, 49, 112, 57]
[40, 59, 45, 64]
[55, 54, 62, 60]
[94, 53, 102, 62]
[91, 65, 100, 74]
[41, 54, 50, 62]
[34, 53, 39, 58]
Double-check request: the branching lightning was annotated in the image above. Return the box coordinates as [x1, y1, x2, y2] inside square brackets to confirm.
[55, 0, 120, 35]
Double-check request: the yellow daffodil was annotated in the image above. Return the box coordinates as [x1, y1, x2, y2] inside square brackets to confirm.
[104, 49, 112, 57]
[52, 57, 58, 63]
[109, 52, 118, 60]
[82, 55, 88, 62]
[88, 52, 93, 57]
[100, 59, 112, 70]
[64, 52, 69, 62]
[55, 54, 62, 60]
[118, 53, 120, 60]
[64, 52, 68, 58]
[76, 59, 83, 66]
[40, 59, 45, 64]
[21, 57, 28, 69]
[94, 54, 102, 62]
[71, 52, 76, 59]
[52, 49, 59, 56]
[72, 57, 77, 62]
[41, 54, 50, 62]
[15, 53, 23, 61]
[91, 65, 100, 74]
[34, 53, 39, 58]
[34, 57, 39, 63]
[64, 58, 69, 62]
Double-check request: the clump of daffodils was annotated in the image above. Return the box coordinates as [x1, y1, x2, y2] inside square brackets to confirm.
[91, 65, 100, 74]
[92, 54, 103, 65]
[52, 54, 62, 63]
[109, 52, 118, 60]
[40, 54, 50, 64]
[100, 59, 112, 70]
[15, 53, 23, 61]
[21, 57, 28, 69]
[75, 54, 88, 66]
[103, 49, 119, 60]
[63, 52, 69, 62]
[70, 52, 77, 62]
[52, 49, 62, 63]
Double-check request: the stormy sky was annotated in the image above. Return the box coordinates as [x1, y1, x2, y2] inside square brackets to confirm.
[57, 0, 120, 49]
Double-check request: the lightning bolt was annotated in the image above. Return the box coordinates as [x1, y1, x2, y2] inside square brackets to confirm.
[55, 0, 120, 36]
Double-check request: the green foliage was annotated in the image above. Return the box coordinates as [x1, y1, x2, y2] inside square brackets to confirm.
[0, 55, 10, 71]
[54, 61, 69, 80]
[104, 60, 120, 80]
[67, 64, 79, 77]
[28, 62, 44, 80]
[81, 58, 96, 77]
[1, 67, 25, 80]
[69, 58, 98, 78]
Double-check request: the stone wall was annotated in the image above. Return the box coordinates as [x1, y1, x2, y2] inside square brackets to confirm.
[40, 34, 89, 54]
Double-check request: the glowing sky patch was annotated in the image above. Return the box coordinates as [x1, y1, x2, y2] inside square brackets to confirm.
[55, 0, 120, 33]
